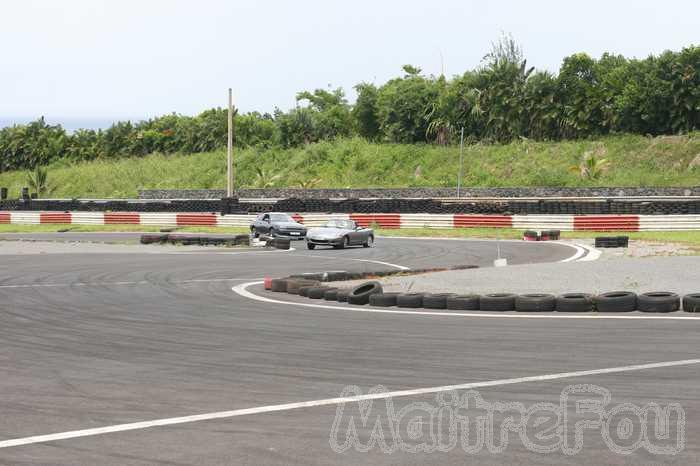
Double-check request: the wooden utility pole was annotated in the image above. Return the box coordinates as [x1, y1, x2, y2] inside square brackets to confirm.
[227, 88, 234, 197]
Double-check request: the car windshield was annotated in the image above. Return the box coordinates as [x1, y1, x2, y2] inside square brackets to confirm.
[270, 214, 293, 223]
[324, 219, 354, 229]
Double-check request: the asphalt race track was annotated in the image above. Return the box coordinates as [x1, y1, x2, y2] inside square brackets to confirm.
[0, 235, 697, 465]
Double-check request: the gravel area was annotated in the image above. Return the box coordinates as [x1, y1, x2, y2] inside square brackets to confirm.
[333, 255, 700, 295]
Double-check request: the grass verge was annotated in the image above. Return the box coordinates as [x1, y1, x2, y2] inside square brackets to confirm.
[376, 228, 700, 248]
[0, 133, 698, 198]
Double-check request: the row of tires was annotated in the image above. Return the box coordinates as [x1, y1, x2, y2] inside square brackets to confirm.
[140, 233, 250, 246]
[595, 236, 630, 248]
[269, 278, 700, 313]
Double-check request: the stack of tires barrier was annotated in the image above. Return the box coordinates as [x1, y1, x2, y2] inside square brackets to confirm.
[140, 233, 250, 246]
[523, 230, 561, 241]
[595, 236, 629, 248]
[269, 280, 700, 313]
[2, 196, 700, 215]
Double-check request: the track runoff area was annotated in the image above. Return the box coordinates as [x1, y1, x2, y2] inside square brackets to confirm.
[0, 233, 697, 465]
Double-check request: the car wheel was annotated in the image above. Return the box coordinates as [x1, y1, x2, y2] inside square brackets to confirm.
[307, 242, 316, 250]
[250, 227, 259, 239]
[269, 228, 276, 238]
[337, 236, 349, 249]
[363, 235, 374, 248]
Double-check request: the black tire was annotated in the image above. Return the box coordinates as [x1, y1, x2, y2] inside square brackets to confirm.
[289, 272, 325, 282]
[298, 286, 315, 297]
[270, 278, 288, 292]
[140, 234, 167, 244]
[595, 291, 637, 312]
[396, 293, 424, 308]
[269, 228, 276, 238]
[322, 271, 348, 282]
[480, 293, 516, 311]
[250, 227, 259, 239]
[369, 292, 399, 307]
[273, 238, 291, 250]
[637, 292, 680, 313]
[306, 242, 316, 250]
[422, 293, 456, 310]
[363, 235, 374, 248]
[682, 293, 700, 313]
[556, 293, 595, 312]
[515, 294, 556, 312]
[337, 236, 349, 249]
[286, 279, 319, 295]
[446, 294, 480, 311]
[308, 286, 332, 299]
[337, 289, 350, 302]
[347, 281, 383, 305]
[324, 288, 340, 301]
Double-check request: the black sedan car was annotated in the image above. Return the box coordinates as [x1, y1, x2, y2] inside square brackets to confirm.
[250, 212, 307, 239]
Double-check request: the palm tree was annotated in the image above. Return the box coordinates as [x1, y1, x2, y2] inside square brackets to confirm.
[27, 166, 53, 197]
[570, 151, 611, 180]
[253, 167, 281, 188]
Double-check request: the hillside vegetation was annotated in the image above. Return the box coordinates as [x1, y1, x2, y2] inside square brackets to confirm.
[0, 134, 698, 198]
[1, 38, 699, 173]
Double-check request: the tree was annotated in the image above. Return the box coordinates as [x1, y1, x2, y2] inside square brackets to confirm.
[352, 82, 380, 140]
[376, 67, 440, 143]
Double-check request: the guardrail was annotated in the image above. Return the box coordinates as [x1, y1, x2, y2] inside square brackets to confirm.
[3, 211, 700, 231]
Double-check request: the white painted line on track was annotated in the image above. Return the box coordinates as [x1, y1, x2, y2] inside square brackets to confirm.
[559, 243, 585, 262]
[303, 255, 410, 271]
[234, 281, 700, 321]
[0, 278, 262, 289]
[558, 241, 600, 262]
[578, 242, 602, 261]
[1, 358, 697, 449]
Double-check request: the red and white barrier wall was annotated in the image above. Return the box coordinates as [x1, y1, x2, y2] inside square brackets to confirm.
[2, 211, 700, 231]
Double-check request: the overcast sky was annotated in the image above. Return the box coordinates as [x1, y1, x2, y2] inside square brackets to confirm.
[2, 0, 698, 123]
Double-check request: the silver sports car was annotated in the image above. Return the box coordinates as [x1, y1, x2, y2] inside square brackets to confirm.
[306, 219, 374, 250]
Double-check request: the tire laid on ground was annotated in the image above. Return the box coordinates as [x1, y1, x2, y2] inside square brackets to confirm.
[286, 279, 319, 295]
[273, 238, 291, 250]
[396, 293, 424, 308]
[515, 294, 556, 312]
[289, 272, 325, 282]
[422, 293, 456, 310]
[480, 293, 516, 311]
[308, 286, 333, 299]
[637, 292, 680, 313]
[324, 288, 341, 301]
[595, 291, 637, 312]
[140, 234, 167, 244]
[322, 271, 349, 282]
[347, 281, 383, 305]
[270, 278, 288, 292]
[369, 293, 400, 307]
[298, 286, 315, 297]
[682, 293, 700, 313]
[446, 294, 480, 311]
[337, 289, 350, 302]
[556, 293, 595, 312]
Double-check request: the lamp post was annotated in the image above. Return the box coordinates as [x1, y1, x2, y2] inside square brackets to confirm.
[227, 88, 234, 197]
